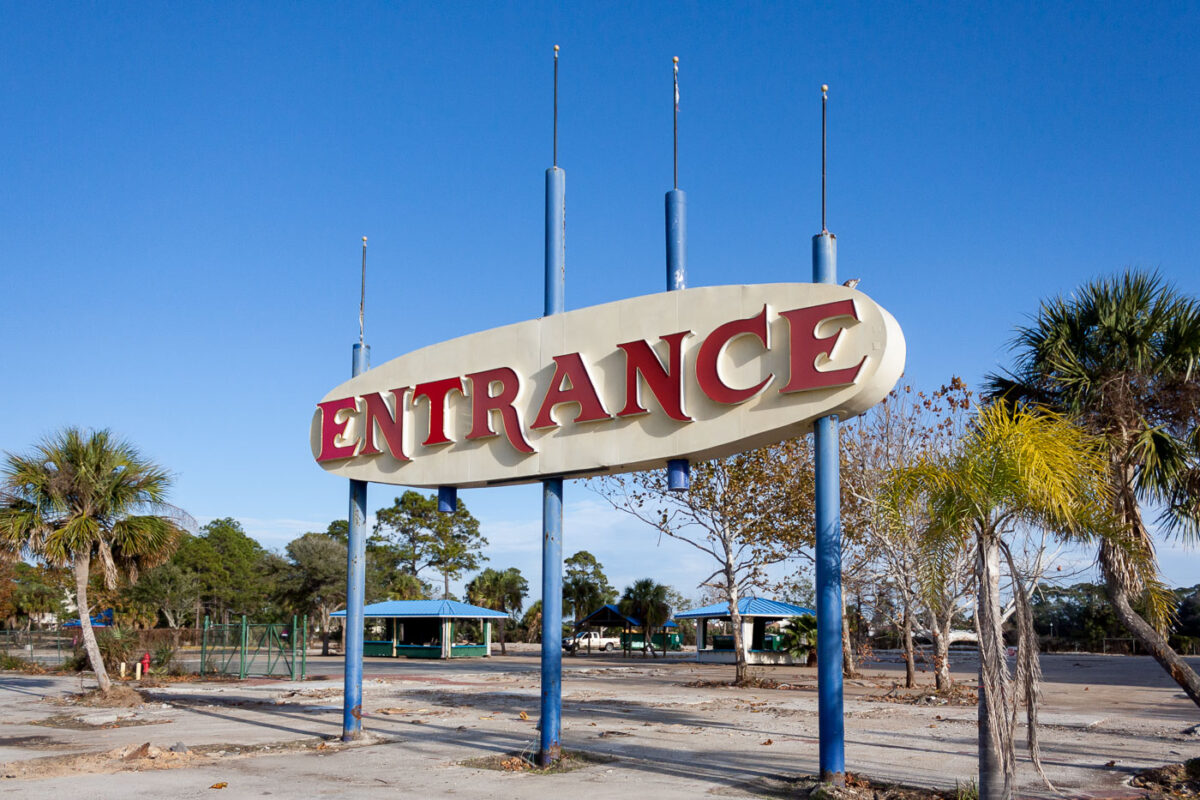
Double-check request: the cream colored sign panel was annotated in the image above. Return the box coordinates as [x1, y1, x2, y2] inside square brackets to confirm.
[310, 283, 905, 488]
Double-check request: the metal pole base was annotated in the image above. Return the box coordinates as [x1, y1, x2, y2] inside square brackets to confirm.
[537, 744, 562, 767]
[819, 770, 846, 787]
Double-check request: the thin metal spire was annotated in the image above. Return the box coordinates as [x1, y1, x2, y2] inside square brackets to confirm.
[821, 84, 828, 233]
[553, 45, 559, 167]
[673, 56, 679, 190]
[359, 236, 367, 345]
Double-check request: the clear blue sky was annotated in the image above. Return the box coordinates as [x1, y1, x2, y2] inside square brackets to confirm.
[3, 2, 1198, 600]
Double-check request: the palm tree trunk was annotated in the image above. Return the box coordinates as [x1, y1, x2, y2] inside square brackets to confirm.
[1105, 570, 1200, 706]
[1099, 475, 1200, 708]
[976, 535, 1011, 800]
[73, 555, 111, 693]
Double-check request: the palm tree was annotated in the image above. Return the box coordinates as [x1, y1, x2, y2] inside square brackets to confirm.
[894, 404, 1127, 800]
[0, 429, 183, 693]
[466, 567, 527, 655]
[986, 270, 1200, 706]
[619, 578, 671, 658]
[780, 614, 817, 666]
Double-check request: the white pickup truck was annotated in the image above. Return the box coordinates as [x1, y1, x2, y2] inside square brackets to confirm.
[563, 631, 620, 652]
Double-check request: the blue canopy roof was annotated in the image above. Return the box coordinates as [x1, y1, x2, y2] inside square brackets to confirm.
[575, 603, 677, 629]
[63, 608, 114, 628]
[674, 597, 815, 620]
[332, 599, 508, 619]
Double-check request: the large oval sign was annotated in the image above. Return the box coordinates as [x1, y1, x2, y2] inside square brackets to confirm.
[311, 283, 905, 488]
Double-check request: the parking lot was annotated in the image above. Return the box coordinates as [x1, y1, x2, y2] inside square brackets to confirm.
[1, 649, 1197, 798]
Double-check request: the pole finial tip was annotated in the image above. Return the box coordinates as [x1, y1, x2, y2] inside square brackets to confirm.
[673, 56, 679, 63]
[362, 236, 367, 243]
[554, 44, 559, 52]
[821, 84, 829, 92]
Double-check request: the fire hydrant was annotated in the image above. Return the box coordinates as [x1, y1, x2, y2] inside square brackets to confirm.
[136, 651, 151, 680]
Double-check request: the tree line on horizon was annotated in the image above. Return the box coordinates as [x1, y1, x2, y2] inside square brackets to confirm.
[0, 493, 694, 658]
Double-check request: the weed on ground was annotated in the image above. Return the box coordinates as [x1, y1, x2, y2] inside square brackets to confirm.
[460, 750, 616, 774]
[718, 772, 967, 799]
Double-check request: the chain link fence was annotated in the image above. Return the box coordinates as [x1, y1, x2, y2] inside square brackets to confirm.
[0, 629, 74, 666]
[201, 616, 308, 680]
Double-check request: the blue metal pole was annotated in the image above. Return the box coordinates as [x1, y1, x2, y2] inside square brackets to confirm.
[539, 165, 566, 765]
[545, 168, 566, 317]
[540, 476, 563, 762]
[342, 341, 369, 741]
[665, 189, 686, 291]
[665, 188, 690, 492]
[812, 231, 845, 783]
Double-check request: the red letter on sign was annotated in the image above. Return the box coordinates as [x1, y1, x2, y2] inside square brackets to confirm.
[616, 331, 692, 421]
[357, 388, 411, 461]
[531, 353, 611, 429]
[779, 299, 866, 393]
[413, 377, 464, 446]
[316, 397, 359, 462]
[696, 306, 773, 404]
[466, 368, 536, 454]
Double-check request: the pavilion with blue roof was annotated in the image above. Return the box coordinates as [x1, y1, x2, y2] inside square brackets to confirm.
[332, 599, 508, 659]
[675, 597, 815, 665]
[573, 603, 680, 655]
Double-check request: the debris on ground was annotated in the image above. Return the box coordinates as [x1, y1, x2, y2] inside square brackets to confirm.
[871, 685, 978, 707]
[680, 677, 815, 691]
[32, 711, 170, 730]
[719, 772, 965, 799]
[64, 686, 147, 708]
[0, 737, 349, 781]
[1130, 758, 1200, 799]
[460, 751, 616, 775]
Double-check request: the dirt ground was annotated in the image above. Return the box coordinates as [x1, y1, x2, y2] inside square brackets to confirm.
[1, 649, 1197, 799]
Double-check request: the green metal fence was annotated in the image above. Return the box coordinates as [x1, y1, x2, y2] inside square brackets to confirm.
[0, 629, 73, 666]
[200, 615, 307, 680]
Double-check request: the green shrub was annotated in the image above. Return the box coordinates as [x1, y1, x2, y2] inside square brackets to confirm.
[59, 648, 89, 672]
[152, 642, 176, 670]
[95, 627, 136, 671]
[1, 653, 34, 670]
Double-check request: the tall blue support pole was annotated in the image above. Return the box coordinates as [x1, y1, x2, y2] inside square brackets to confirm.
[342, 341, 369, 741]
[539, 165, 565, 765]
[665, 188, 690, 491]
[813, 231, 845, 783]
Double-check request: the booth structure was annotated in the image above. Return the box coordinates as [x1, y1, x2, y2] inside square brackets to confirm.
[574, 604, 681, 654]
[332, 599, 507, 659]
[675, 598, 815, 665]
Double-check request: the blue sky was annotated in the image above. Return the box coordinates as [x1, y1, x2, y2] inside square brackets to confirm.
[3, 2, 1199, 602]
